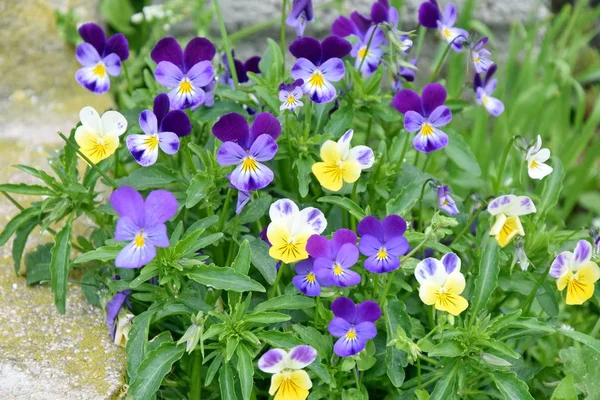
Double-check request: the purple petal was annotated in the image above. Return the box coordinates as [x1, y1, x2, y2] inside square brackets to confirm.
[295, 259, 314, 275]
[414, 258, 439, 284]
[217, 142, 245, 166]
[386, 235, 409, 257]
[183, 37, 216, 72]
[320, 58, 345, 82]
[335, 243, 359, 268]
[158, 131, 180, 155]
[78, 23, 106, 55]
[483, 95, 504, 117]
[364, 253, 400, 274]
[212, 113, 249, 145]
[139, 110, 158, 135]
[144, 190, 178, 226]
[153, 94, 170, 125]
[115, 241, 156, 268]
[332, 16, 358, 37]
[249, 134, 278, 162]
[358, 234, 381, 257]
[441, 252, 460, 274]
[289, 37, 322, 65]
[114, 216, 139, 242]
[293, 274, 322, 296]
[350, 11, 372, 38]
[371, 2, 388, 23]
[331, 296, 357, 321]
[250, 112, 282, 143]
[357, 216, 383, 242]
[355, 321, 377, 340]
[103, 54, 122, 76]
[235, 190, 251, 215]
[75, 67, 110, 94]
[288, 345, 318, 368]
[574, 240, 592, 265]
[106, 290, 131, 337]
[76, 43, 101, 67]
[403, 111, 425, 133]
[244, 56, 261, 75]
[300, 208, 327, 234]
[421, 83, 447, 116]
[356, 301, 382, 323]
[428, 105, 452, 127]
[151, 37, 184, 70]
[258, 348, 287, 373]
[126, 134, 159, 167]
[328, 317, 351, 337]
[187, 60, 215, 87]
[105, 33, 129, 61]
[161, 110, 192, 137]
[144, 223, 170, 248]
[111, 186, 145, 226]
[334, 336, 366, 357]
[413, 127, 448, 153]
[331, 229, 357, 255]
[155, 61, 184, 88]
[291, 58, 317, 81]
[306, 235, 331, 260]
[392, 89, 423, 115]
[229, 162, 274, 192]
[442, 4, 457, 26]
[550, 252, 571, 278]
[418, 1, 441, 28]
[321, 36, 352, 62]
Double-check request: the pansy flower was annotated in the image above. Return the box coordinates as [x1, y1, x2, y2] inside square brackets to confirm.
[392, 58, 417, 92]
[414, 253, 468, 316]
[471, 37, 493, 73]
[550, 240, 600, 305]
[526, 135, 553, 180]
[75, 23, 129, 94]
[221, 51, 261, 87]
[308, 229, 361, 287]
[473, 65, 504, 117]
[437, 185, 459, 215]
[418, 1, 468, 51]
[106, 282, 132, 345]
[392, 83, 452, 153]
[214, 112, 281, 192]
[488, 195, 536, 248]
[357, 215, 409, 274]
[266, 199, 327, 264]
[258, 345, 317, 400]
[151, 37, 216, 110]
[279, 79, 305, 111]
[75, 106, 127, 164]
[287, 0, 314, 37]
[126, 94, 192, 166]
[290, 36, 352, 103]
[292, 257, 329, 296]
[312, 130, 374, 192]
[110, 186, 178, 268]
[328, 297, 381, 357]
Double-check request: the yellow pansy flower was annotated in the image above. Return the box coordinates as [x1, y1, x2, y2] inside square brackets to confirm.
[74, 106, 128, 164]
[549, 240, 600, 305]
[488, 195, 536, 248]
[258, 345, 317, 400]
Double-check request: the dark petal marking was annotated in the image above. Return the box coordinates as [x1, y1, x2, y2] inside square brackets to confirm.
[183, 37, 216, 72]
[105, 33, 130, 60]
[78, 23, 106, 55]
[151, 37, 184, 70]
[321, 36, 352, 62]
[289, 36, 323, 65]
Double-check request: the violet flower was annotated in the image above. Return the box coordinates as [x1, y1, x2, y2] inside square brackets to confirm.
[106, 285, 131, 342]
[75, 23, 129, 94]
[287, 0, 314, 37]
[213, 112, 281, 192]
[279, 79, 305, 111]
[111, 186, 178, 268]
[126, 94, 192, 166]
[221, 51, 261, 87]
[328, 297, 381, 357]
[418, 1, 468, 52]
[292, 257, 329, 296]
[308, 229, 361, 288]
[437, 185, 459, 215]
[392, 58, 417, 92]
[151, 37, 216, 110]
[392, 83, 453, 153]
[357, 215, 409, 273]
[290, 36, 351, 103]
[473, 65, 504, 117]
[471, 37, 493, 73]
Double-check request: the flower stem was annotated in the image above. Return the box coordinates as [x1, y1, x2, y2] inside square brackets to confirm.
[269, 264, 285, 299]
[189, 350, 202, 400]
[358, 24, 379, 73]
[280, 0, 288, 71]
[413, 26, 426, 60]
[121, 61, 134, 95]
[58, 133, 117, 188]
[303, 101, 313, 141]
[350, 182, 359, 231]
[354, 365, 361, 391]
[314, 296, 321, 328]
[428, 35, 467, 82]
[217, 188, 233, 233]
[213, 0, 238, 88]
[493, 136, 518, 195]
[521, 264, 550, 315]
[450, 206, 483, 246]
[1, 191, 24, 211]
[417, 178, 436, 233]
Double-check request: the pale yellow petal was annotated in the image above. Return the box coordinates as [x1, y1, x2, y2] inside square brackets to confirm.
[290, 370, 312, 391]
[495, 216, 523, 248]
[444, 272, 466, 295]
[576, 262, 600, 284]
[341, 159, 361, 184]
[566, 279, 595, 305]
[274, 376, 310, 400]
[269, 373, 285, 396]
[557, 273, 570, 291]
[320, 140, 341, 164]
[419, 282, 439, 305]
[436, 293, 469, 316]
[312, 162, 343, 192]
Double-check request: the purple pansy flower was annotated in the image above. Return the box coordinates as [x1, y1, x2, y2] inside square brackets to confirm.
[289, 36, 351, 103]
[221, 51, 261, 87]
[474, 65, 504, 117]
[392, 82, 453, 153]
[437, 185, 459, 215]
[111, 186, 178, 269]
[126, 94, 192, 166]
[392, 58, 417, 92]
[151, 37, 216, 110]
[75, 23, 129, 94]
[287, 0, 314, 37]
[307, 229, 361, 288]
[292, 257, 330, 296]
[214, 112, 281, 192]
[328, 297, 381, 357]
[279, 79, 305, 111]
[418, 1, 468, 52]
[358, 215, 409, 274]
[471, 37, 492, 73]
[106, 283, 131, 342]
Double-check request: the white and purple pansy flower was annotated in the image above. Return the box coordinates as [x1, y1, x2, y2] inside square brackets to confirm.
[308, 229, 361, 288]
[258, 345, 317, 400]
[279, 79, 305, 111]
[471, 37, 493, 73]
[418, 1, 468, 52]
[106, 277, 131, 344]
[289, 36, 352, 103]
[213, 112, 281, 193]
[151, 37, 216, 110]
[328, 297, 381, 357]
[357, 215, 409, 274]
[111, 186, 178, 269]
[75, 23, 129, 94]
[392, 82, 453, 153]
[549, 240, 600, 305]
[221, 51, 261, 87]
[473, 64, 504, 117]
[287, 0, 315, 37]
[126, 94, 192, 167]
[437, 185, 459, 215]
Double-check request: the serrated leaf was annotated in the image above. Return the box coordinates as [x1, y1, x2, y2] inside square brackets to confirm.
[239, 195, 271, 224]
[0, 207, 40, 247]
[115, 164, 178, 190]
[231, 240, 251, 275]
[428, 340, 465, 358]
[49, 218, 72, 314]
[186, 265, 265, 292]
[12, 217, 38, 275]
[550, 374, 577, 400]
[253, 295, 315, 313]
[186, 173, 211, 208]
[25, 243, 52, 285]
[558, 328, 600, 354]
[0, 183, 55, 196]
[386, 347, 406, 388]
[128, 342, 185, 399]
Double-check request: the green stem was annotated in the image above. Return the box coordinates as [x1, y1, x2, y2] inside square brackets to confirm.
[417, 357, 422, 389]
[303, 101, 313, 141]
[428, 306, 436, 330]
[493, 136, 518, 195]
[413, 26, 426, 60]
[450, 206, 484, 246]
[113, 149, 119, 178]
[417, 178, 436, 233]
[314, 296, 321, 328]
[350, 182, 359, 231]
[1, 191, 24, 211]
[590, 317, 600, 338]
[354, 366, 361, 391]
[190, 350, 202, 400]
[269, 264, 285, 299]
[217, 189, 233, 233]
[521, 265, 550, 315]
[58, 133, 117, 188]
[398, 129, 411, 166]
[358, 24, 379, 73]
[121, 61, 134, 95]
[213, 0, 238, 88]
[280, 0, 288, 72]
[428, 35, 468, 82]
[181, 135, 195, 173]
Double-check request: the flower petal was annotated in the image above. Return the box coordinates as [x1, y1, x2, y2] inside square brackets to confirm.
[385, 236, 409, 257]
[321, 36, 352, 62]
[139, 110, 158, 135]
[187, 60, 215, 87]
[355, 301, 382, 323]
[79, 106, 102, 133]
[332, 15, 358, 37]
[78, 23, 106, 55]
[144, 190, 178, 226]
[292, 274, 321, 296]
[212, 112, 249, 144]
[358, 234, 381, 257]
[216, 141, 246, 166]
[444, 272, 466, 295]
[114, 216, 139, 241]
[144, 223, 170, 247]
[298, 207, 327, 235]
[102, 110, 128, 136]
[229, 161, 274, 192]
[415, 258, 446, 285]
[441, 252, 461, 274]
[421, 83, 447, 116]
[126, 134, 159, 167]
[483, 95, 504, 117]
[331, 229, 357, 255]
[364, 253, 400, 273]
[161, 110, 192, 137]
[235, 190, 251, 215]
[250, 112, 282, 143]
[550, 251, 572, 278]
[183, 37, 216, 71]
[442, 4, 457, 26]
[75, 67, 110, 94]
[418, 1, 441, 28]
[306, 235, 332, 260]
[151, 37, 184, 69]
[289, 37, 322, 65]
[428, 106, 452, 127]
[392, 89, 423, 115]
[348, 146, 374, 169]
[258, 348, 288, 373]
[382, 215, 407, 242]
[354, 321, 377, 340]
[331, 296, 357, 321]
[287, 345, 317, 369]
[269, 199, 300, 224]
[76, 43, 101, 66]
[328, 317, 351, 337]
[105, 33, 129, 61]
[155, 61, 184, 88]
[153, 94, 170, 124]
[158, 131, 180, 155]
[574, 240, 593, 265]
[110, 186, 145, 225]
[291, 58, 317, 81]
[115, 240, 156, 268]
[320, 58, 345, 82]
[413, 126, 448, 153]
[335, 242, 359, 268]
[357, 216, 383, 242]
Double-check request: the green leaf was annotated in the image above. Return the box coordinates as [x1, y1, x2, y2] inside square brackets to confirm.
[445, 131, 482, 176]
[324, 106, 355, 136]
[258, 38, 284, 85]
[12, 217, 38, 275]
[239, 195, 272, 224]
[236, 344, 254, 400]
[49, 218, 72, 314]
[253, 295, 315, 313]
[469, 239, 500, 318]
[507, 317, 555, 334]
[186, 265, 265, 292]
[256, 331, 304, 348]
[537, 157, 565, 220]
[205, 354, 223, 386]
[559, 346, 600, 398]
[186, 174, 211, 208]
[317, 196, 366, 220]
[558, 328, 600, 353]
[25, 244, 52, 285]
[429, 361, 459, 400]
[73, 245, 122, 264]
[386, 347, 406, 388]
[249, 238, 277, 284]
[492, 371, 535, 400]
[486, 310, 522, 334]
[13, 165, 60, 189]
[219, 362, 237, 400]
[550, 374, 577, 400]
[115, 164, 178, 190]
[291, 325, 332, 359]
[128, 342, 185, 399]
[126, 309, 156, 382]
[230, 239, 251, 305]
[244, 312, 291, 324]
[428, 340, 465, 358]
[0, 183, 55, 196]
[0, 207, 40, 247]
[99, 0, 135, 34]
[295, 155, 314, 199]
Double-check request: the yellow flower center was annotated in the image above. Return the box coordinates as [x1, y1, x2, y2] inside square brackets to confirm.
[306, 272, 316, 283]
[134, 232, 145, 247]
[92, 63, 106, 77]
[421, 123, 434, 137]
[358, 46, 368, 60]
[442, 28, 452, 39]
[529, 160, 538, 169]
[308, 71, 325, 88]
[482, 95, 490, 106]
[377, 248, 388, 260]
[286, 95, 296, 106]
[277, 237, 301, 260]
[346, 329, 357, 340]
[178, 79, 194, 95]
[87, 137, 109, 160]
[442, 199, 449, 206]
[242, 156, 259, 172]
[333, 263, 344, 276]
[144, 134, 160, 151]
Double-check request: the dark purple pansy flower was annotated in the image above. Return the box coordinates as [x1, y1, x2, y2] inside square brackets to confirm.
[289, 36, 351, 103]
[106, 280, 132, 342]
[292, 257, 330, 296]
[287, 0, 314, 37]
[392, 58, 417, 92]
[111, 186, 178, 268]
[358, 215, 409, 273]
[391, 82, 452, 153]
[307, 229, 361, 287]
[418, 1, 468, 52]
[151, 37, 216, 110]
[328, 297, 381, 357]
[75, 23, 129, 94]
[214, 112, 281, 192]
[126, 94, 192, 167]
[221, 51, 261, 87]
[473, 64, 504, 117]
[437, 185, 459, 215]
